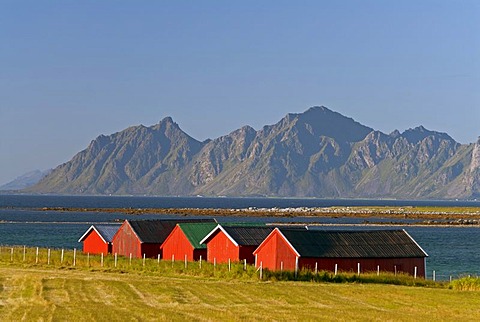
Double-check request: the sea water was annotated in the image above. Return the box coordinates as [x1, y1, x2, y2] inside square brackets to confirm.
[0, 194, 479, 280]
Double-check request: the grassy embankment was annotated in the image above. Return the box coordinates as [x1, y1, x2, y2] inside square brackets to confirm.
[0, 247, 479, 321]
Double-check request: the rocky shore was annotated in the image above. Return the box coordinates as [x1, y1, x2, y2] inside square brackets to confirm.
[36, 206, 480, 226]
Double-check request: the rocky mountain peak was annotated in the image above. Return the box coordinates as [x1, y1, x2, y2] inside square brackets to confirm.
[401, 126, 454, 145]
[292, 106, 373, 143]
[389, 130, 401, 138]
[262, 106, 372, 145]
[155, 116, 179, 131]
[161, 116, 174, 124]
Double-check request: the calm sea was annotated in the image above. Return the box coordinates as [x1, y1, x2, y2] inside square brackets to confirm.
[1, 194, 479, 280]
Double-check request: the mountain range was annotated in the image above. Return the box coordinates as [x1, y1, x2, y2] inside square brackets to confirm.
[27, 106, 480, 199]
[0, 169, 52, 191]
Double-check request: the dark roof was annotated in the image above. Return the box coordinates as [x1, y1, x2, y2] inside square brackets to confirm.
[95, 225, 121, 243]
[78, 224, 121, 243]
[221, 226, 274, 246]
[279, 229, 428, 258]
[177, 223, 218, 249]
[129, 219, 215, 244]
[217, 222, 266, 227]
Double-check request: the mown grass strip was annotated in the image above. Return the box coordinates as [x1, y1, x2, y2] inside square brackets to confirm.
[0, 267, 479, 321]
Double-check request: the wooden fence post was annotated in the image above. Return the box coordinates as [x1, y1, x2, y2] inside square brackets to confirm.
[414, 266, 417, 279]
[115, 253, 117, 267]
[377, 265, 380, 276]
[61, 249, 64, 264]
[73, 248, 76, 266]
[23, 245, 26, 262]
[36, 247, 39, 264]
[101, 253, 104, 267]
[48, 249, 51, 265]
[228, 258, 231, 272]
[143, 254, 146, 267]
[129, 253, 132, 266]
[10, 248, 13, 262]
[357, 263, 360, 275]
[185, 255, 187, 269]
[244, 259, 247, 271]
[199, 255, 202, 269]
[295, 257, 299, 278]
[315, 262, 318, 275]
[334, 264, 338, 276]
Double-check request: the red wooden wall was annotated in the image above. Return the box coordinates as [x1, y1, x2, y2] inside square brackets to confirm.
[112, 222, 162, 259]
[299, 257, 426, 277]
[112, 222, 142, 258]
[206, 230, 240, 263]
[161, 226, 201, 262]
[254, 230, 297, 270]
[82, 230, 110, 255]
[238, 246, 256, 264]
[141, 243, 162, 259]
[193, 249, 207, 261]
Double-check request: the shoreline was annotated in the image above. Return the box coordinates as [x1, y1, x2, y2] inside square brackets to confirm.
[16, 205, 480, 227]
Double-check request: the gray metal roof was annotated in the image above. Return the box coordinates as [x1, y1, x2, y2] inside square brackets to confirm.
[278, 229, 428, 258]
[78, 224, 121, 243]
[95, 225, 121, 243]
[221, 226, 274, 246]
[129, 219, 216, 244]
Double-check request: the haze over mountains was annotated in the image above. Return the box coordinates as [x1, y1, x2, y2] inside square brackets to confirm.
[27, 107, 480, 199]
[0, 169, 52, 191]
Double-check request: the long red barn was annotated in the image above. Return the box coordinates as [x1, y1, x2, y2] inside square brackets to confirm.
[253, 228, 428, 277]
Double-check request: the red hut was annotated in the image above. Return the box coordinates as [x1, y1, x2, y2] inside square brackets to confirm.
[200, 225, 274, 264]
[78, 224, 121, 255]
[253, 228, 428, 277]
[160, 222, 217, 262]
[112, 219, 215, 259]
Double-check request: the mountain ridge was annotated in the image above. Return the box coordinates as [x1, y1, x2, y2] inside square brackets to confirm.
[0, 169, 52, 191]
[27, 106, 479, 199]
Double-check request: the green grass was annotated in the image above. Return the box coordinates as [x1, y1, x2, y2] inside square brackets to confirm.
[450, 276, 480, 291]
[0, 246, 439, 287]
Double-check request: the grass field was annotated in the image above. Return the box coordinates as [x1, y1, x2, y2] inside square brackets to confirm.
[0, 266, 479, 321]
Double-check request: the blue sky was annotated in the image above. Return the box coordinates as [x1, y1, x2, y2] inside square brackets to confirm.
[1, 1, 479, 185]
